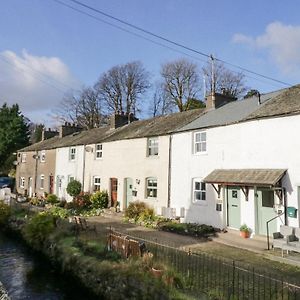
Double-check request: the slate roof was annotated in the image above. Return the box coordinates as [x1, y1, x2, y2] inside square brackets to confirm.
[103, 108, 204, 142]
[20, 108, 204, 152]
[178, 88, 286, 132]
[203, 169, 287, 186]
[245, 84, 300, 120]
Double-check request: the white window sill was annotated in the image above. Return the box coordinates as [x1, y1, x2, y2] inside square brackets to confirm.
[193, 152, 208, 156]
[146, 155, 159, 159]
[192, 201, 207, 206]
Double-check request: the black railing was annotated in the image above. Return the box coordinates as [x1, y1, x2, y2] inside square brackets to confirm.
[266, 212, 284, 250]
[109, 228, 300, 299]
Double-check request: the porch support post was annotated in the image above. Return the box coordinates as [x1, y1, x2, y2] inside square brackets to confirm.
[241, 186, 249, 201]
[211, 184, 221, 198]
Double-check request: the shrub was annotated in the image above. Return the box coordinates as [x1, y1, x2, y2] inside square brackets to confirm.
[90, 191, 108, 209]
[47, 206, 70, 219]
[73, 192, 91, 209]
[46, 194, 59, 204]
[158, 221, 216, 237]
[139, 207, 155, 222]
[125, 201, 148, 221]
[23, 212, 56, 249]
[66, 180, 82, 197]
[0, 201, 11, 225]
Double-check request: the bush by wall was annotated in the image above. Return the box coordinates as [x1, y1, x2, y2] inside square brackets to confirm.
[90, 191, 108, 209]
[46, 194, 59, 204]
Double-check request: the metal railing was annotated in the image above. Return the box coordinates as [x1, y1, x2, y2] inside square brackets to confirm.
[266, 212, 284, 250]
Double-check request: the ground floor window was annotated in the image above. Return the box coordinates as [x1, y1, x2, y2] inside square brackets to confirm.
[20, 177, 25, 188]
[146, 177, 157, 198]
[40, 175, 44, 189]
[93, 176, 101, 191]
[192, 178, 206, 202]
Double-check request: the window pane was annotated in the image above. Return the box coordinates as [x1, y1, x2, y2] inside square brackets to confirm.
[195, 191, 201, 201]
[195, 182, 200, 191]
[202, 142, 207, 152]
[201, 132, 206, 141]
[195, 133, 200, 142]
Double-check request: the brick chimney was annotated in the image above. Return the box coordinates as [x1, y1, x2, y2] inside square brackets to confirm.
[206, 92, 236, 110]
[110, 112, 138, 129]
[59, 122, 82, 138]
[41, 128, 59, 141]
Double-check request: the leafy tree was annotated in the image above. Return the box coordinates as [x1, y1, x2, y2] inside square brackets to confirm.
[202, 59, 247, 98]
[244, 89, 260, 99]
[183, 98, 206, 110]
[95, 61, 150, 115]
[0, 103, 29, 174]
[66, 179, 82, 197]
[160, 58, 201, 112]
[30, 123, 44, 143]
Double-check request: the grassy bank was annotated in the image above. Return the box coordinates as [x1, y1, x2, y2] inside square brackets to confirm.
[4, 204, 196, 300]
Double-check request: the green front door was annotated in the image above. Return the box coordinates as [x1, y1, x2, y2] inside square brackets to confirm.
[125, 178, 133, 207]
[227, 187, 241, 229]
[257, 189, 277, 236]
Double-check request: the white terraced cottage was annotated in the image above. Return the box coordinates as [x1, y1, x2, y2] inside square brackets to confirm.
[170, 86, 300, 236]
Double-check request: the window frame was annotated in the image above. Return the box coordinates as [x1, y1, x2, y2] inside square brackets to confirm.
[20, 177, 25, 188]
[21, 153, 27, 163]
[68, 175, 75, 183]
[40, 150, 46, 163]
[95, 144, 103, 159]
[146, 177, 158, 199]
[69, 147, 76, 161]
[147, 137, 159, 157]
[93, 176, 101, 191]
[192, 178, 206, 203]
[40, 174, 45, 189]
[194, 131, 207, 154]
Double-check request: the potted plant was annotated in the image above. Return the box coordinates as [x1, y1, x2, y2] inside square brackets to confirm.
[239, 224, 251, 238]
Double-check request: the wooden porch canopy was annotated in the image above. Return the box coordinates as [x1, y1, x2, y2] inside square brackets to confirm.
[203, 169, 287, 200]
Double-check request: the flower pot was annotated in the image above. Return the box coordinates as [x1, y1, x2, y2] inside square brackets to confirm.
[240, 231, 250, 238]
[151, 267, 164, 278]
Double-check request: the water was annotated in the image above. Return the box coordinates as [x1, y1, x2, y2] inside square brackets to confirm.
[0, 232, 97, 300]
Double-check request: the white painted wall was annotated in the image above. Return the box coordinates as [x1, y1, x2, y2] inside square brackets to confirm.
[84, 136, 170, 213]
[55, 145, 85, 202]
[171, 114, 300, 232]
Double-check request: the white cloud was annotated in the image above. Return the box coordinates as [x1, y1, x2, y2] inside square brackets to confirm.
[232, 22, 300, 75]
[0, 49, 81, 123]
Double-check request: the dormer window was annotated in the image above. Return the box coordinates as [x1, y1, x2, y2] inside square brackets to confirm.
[95, 144, 103, 159]
[69, 147, 76, 161]
[40, 151, 46, 162]
[147, 137, 158, 156]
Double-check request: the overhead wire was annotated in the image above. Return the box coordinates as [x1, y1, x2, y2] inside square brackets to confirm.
[63, 0, 292, 88]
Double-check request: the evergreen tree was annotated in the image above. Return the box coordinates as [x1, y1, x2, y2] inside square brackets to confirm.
[0, 103, 30, 175]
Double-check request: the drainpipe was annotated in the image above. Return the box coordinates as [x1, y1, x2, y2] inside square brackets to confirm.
[34, 150, 38, 196]
[167, 135, 173, 208]
[82, 145, 86, 192]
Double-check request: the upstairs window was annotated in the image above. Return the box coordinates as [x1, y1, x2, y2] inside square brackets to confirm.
[40, 175, 44, 189]
[146, 177, 157, 198]
[21, 153, 26, 163]
[93, 176, 101, 191]
[69, 147, 76, 161]
[95, 144, 103, 159]
[194, 131, 207, 153]
[147, 137, 159, 156]
[40, 151, 46, 162]
[68, 176, 75, 183]
[192, 178, 206, 202]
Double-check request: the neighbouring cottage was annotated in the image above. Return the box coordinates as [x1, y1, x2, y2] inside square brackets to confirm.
[170, 85, 300, 236]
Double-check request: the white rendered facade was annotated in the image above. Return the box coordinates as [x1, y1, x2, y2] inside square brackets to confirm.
[170, 114, 300, 235]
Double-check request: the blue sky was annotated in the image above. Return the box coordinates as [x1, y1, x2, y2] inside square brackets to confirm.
[1, 0, 300, 124]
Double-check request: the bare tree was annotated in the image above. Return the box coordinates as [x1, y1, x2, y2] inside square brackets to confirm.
[53, 86, 104, 129]
[95, 61, 150, 115]
[160, 58, 201, 112]
[203, 59, 247, 98]
[149, 82, 175, 117]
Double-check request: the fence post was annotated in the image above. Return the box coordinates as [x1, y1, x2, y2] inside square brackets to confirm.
[232, 260, 235, 297]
